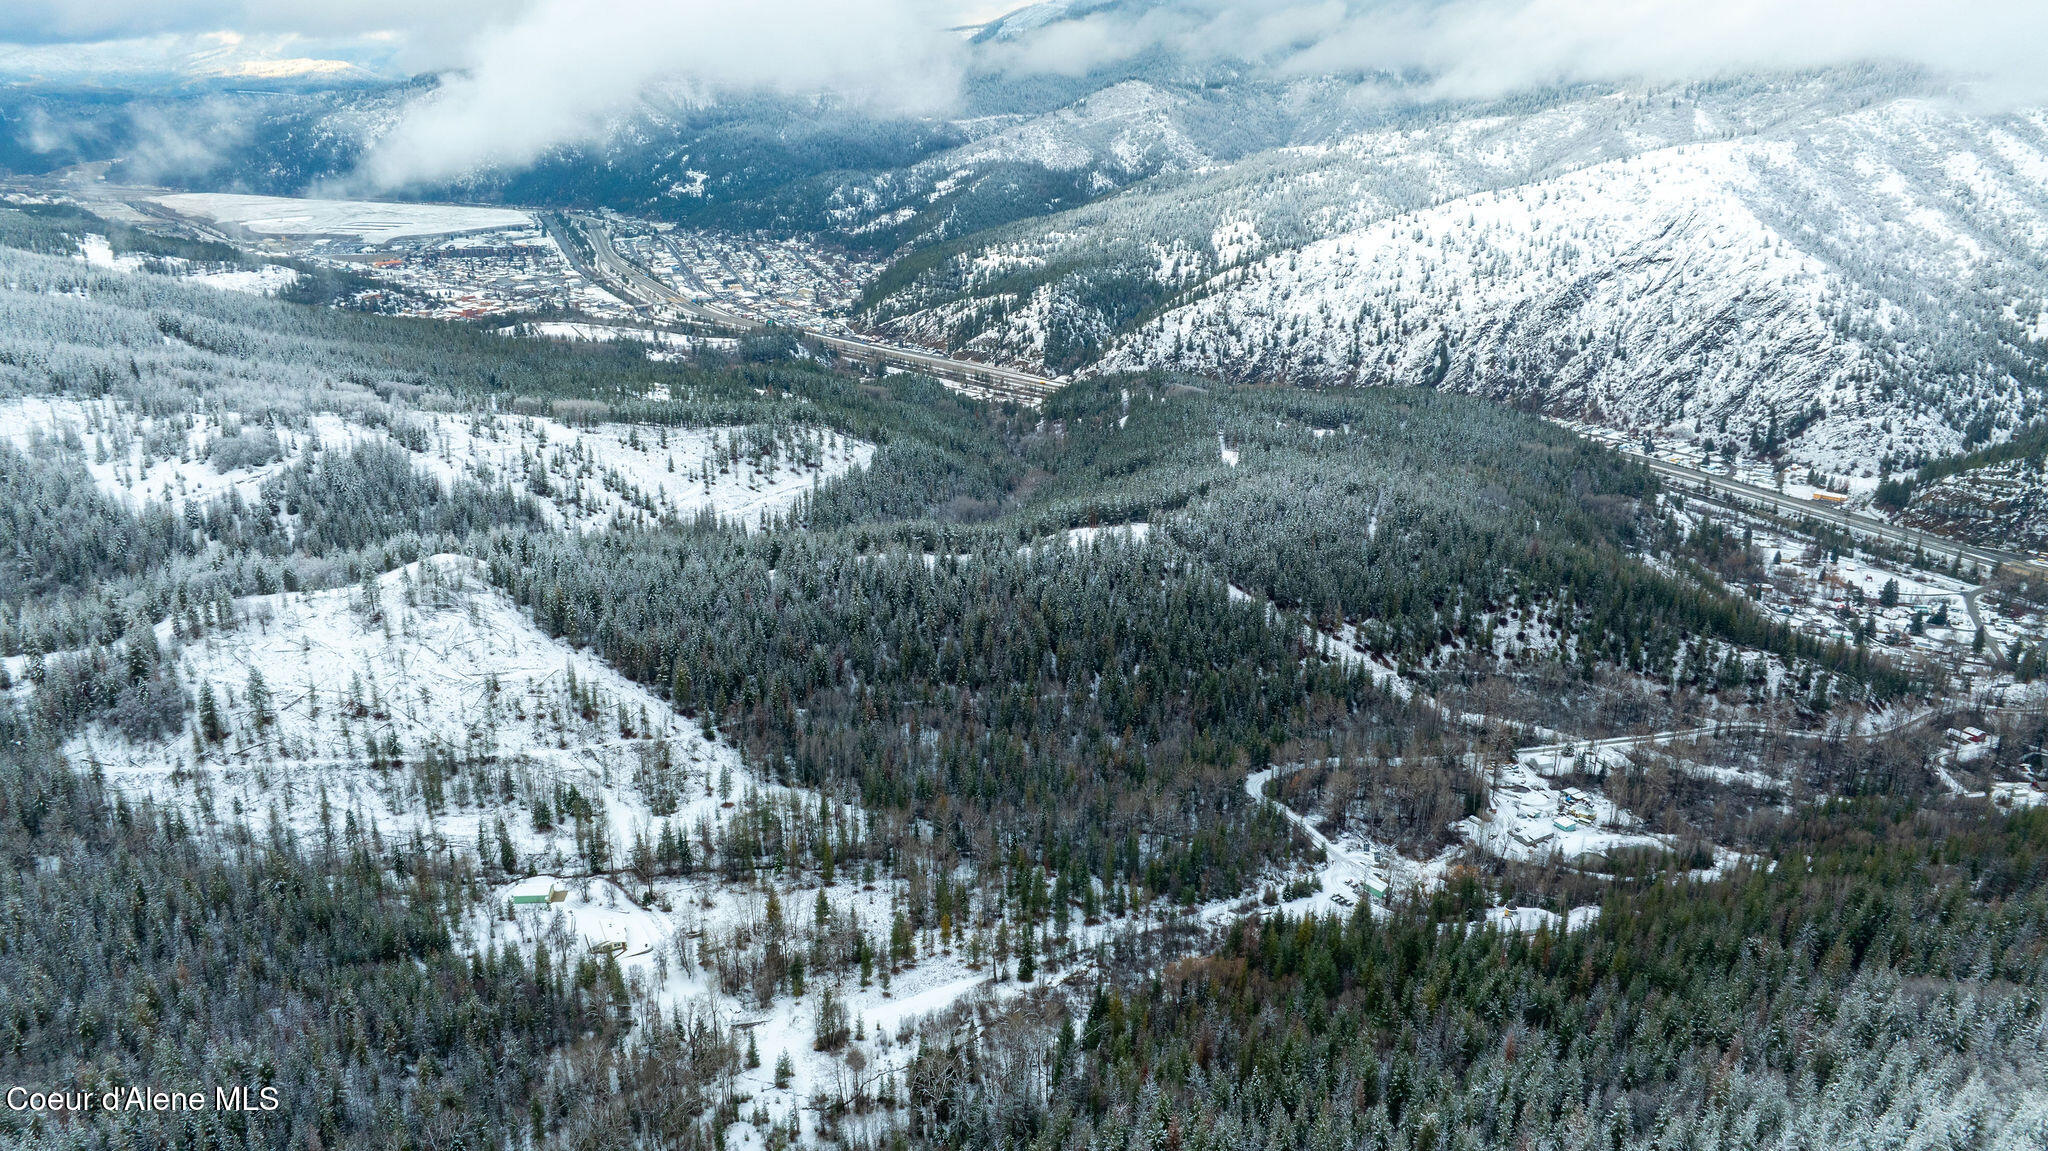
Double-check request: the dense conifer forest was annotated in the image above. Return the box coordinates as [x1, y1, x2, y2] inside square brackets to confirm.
[0, 206, 2039, 1149]
[901, 801, 2048, 1150]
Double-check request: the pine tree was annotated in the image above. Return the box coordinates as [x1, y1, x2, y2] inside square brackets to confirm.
[496, 817, 518, 874]
[1017, 923, 1037, 983]
[671, 662, 693, 713]
[890, 912, 914, 967]
[247, 667, 272, 728]
[197, 681, 226, 742]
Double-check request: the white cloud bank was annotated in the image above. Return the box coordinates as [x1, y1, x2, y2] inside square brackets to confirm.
[0, 2, 515, 65]
[355, 0, 966, 189]
[9, 1, 2047, 188]
[984, 0, 2048, 103]
[357, 0, 2048, 187]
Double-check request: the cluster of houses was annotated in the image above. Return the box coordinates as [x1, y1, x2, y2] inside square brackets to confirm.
[1503, 783, 1601, 850]
[1555, 788, 1598, 831]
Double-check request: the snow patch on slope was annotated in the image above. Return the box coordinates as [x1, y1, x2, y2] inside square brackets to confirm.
[0, 395, 873, 530]
[66, 556, 676, 861]
[62, 555, 1032, 1135]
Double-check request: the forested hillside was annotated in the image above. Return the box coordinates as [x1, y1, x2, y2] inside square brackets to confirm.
[901, 801, 2048, 1150]
[0, 721, 648, 1151]
[0, 205, 2040, 1149]
[1027, 381, 1900, 693]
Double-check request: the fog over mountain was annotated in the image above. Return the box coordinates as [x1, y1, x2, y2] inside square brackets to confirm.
[346, 0, 2048, 187]
[11, 2, 2048, 176]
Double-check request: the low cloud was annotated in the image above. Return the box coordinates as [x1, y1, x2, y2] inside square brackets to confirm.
[357, 0, 964, 190]
[984, 0, 2048, 103]
[118, 98, 254, 185]
[1298, 0, 2048, 103]
[12, 1, 2048, 191]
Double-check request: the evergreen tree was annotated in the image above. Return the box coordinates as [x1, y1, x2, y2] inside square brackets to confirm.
[247, 666, 272, 728]
[197, 680, 226, 742]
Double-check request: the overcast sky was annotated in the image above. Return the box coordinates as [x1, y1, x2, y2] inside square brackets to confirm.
[7, 1, 2046, 188]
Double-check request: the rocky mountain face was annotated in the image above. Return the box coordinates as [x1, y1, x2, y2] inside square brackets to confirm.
[1896, 458, 2048, 553]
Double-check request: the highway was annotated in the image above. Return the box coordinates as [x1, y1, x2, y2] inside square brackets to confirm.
[1516, 714, 1935, 761]
[557, 214, 688, 312]
[1636, 455, 2047, 577]
[551, 212, 1061, 406]
[808, 332, 1061, 404]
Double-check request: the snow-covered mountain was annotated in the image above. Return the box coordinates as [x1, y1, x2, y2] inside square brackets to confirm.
[935, 80, 1211, 180]
[1084, 97, 2048, 473]
[13, 37, 2047, 474]
[0, 34, 389, 86]
[850, 72, 2048, 472]
[971, 0, 1139, 38]
[857, 72, 1914, 369]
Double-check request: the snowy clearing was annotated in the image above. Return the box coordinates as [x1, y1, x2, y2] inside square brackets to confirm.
[56, 557, 1064, 1138]
[498, 321, 741, 363]
[185, 263, 301, 295]
[0, 395, 873, 531]
[74, 232, 299, 294]
[1465, 759, 1667, 867]
[398, 411, 873, 532]
[58, 555, 1063, 1140]
[65, 557, 689, 858]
